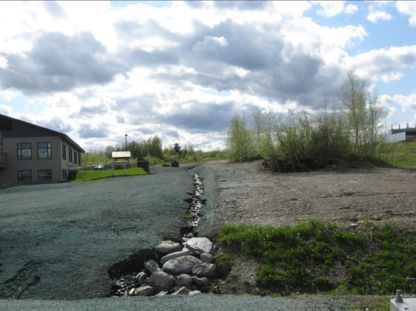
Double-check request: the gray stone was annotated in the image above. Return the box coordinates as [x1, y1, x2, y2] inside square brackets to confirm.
[144, 260, 160, 274]
[163, 255, 202, 275]
[192, 277, 210, 286]
[192, 263, 216, 278]
[200, 253, 214, 263]
[160, 249, 191, 265]
[154, 240, 182, 254]
[135, 272, 147, 282]
[175, 274, 193, 287]
[184, 237, 214, 255]
[134, 286, 154, 296]
[156, 291, 168, 296]
[171, 286, 191, 295]
[149, 270, 175, 287]
[152, 283, 170, 295]
[189, 290, 202, 296]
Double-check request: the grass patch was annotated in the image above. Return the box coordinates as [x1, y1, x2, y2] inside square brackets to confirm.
[382, 139, 416, 169]
[68, 167, 148, 182]
[218, 219, 416, 295]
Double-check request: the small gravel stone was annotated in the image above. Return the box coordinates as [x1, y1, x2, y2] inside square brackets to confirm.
[192, 263, 216, 278]
[171, 286, 191, 295]
[189, 290, 202, 296]
[175, 274, 193, 287]
[144, 260, 160, 274]
[201, 253, 214, 263]
[154, 241, 182, 254]
[135, 272, 147, 282]
[134, 286, 154, 296]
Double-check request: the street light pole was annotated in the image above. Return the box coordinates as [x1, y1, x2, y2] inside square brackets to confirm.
[125, 134, 128, 150]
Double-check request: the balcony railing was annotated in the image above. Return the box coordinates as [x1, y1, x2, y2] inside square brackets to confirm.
[0, 152, 7, 168]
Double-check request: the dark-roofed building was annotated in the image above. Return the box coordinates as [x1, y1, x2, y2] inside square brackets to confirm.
[0, 114, 85, 188]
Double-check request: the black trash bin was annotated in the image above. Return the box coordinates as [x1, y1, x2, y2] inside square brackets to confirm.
[171, 161, 179, 167]
[137, 158, 150, 173]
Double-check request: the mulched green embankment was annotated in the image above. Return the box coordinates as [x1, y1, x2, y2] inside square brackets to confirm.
[67, 167, 147, 182]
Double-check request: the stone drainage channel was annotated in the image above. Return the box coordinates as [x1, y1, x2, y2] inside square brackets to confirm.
[108, 170, 218, 297]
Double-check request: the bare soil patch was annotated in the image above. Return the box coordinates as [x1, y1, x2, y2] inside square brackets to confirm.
[202, 160, 415, 228]
[195, 160, 416, 298]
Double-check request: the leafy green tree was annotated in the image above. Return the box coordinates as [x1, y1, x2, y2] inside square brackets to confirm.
[174, 143, 182, 156]
[226, 113, 255, 162]
[105, 145, 115, 158]
[338, 70, 386, 156]
[252, 106, 264, 156]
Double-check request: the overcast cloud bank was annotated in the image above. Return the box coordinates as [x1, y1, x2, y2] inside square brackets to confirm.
[0, 1, 415, 151]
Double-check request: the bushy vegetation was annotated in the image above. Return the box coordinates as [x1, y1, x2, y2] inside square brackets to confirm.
[67, 167, 147, 182]
[226, 70, 389, 171]
[218, 219, 416, 295]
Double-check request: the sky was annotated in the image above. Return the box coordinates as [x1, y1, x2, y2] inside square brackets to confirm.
[0, 1, 415, 151]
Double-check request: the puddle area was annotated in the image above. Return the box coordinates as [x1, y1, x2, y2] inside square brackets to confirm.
[108, 170, 206, 297]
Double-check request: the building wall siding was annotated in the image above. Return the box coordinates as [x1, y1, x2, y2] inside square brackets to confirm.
[0, 136, 64, 184]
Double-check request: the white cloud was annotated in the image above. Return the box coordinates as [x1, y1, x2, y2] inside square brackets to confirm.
[396, 1, 416, 27]
[389, 93, 416, 113]
[0, 104, 12, 115]
[347, 45, 416, 86]
[311, 1, 358, 17]
[0, 90, 18, 101]
[0, 1, 414, 151]
[367, 10, 392, 23]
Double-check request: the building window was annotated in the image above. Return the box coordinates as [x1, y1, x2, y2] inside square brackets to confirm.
[18, 170, 32, 181]
[62, 144, 66, 160]
[69, 148, 73, 162]
[38, 169, 52, 181]
[17, 143, 32, 160]
[62, 169, 67, 180]
[38, 142, 52, 159]
[74, 151, 78, 164]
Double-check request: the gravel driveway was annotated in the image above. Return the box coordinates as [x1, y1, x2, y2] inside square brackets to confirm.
[0, 168, 193, 300]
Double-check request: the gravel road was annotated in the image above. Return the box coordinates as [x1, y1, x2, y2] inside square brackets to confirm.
[0, 167, 193, 300]
[1, 294, 350, 311]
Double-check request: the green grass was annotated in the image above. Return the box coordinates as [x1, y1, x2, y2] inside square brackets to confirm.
[218, 219, 416, 296]
[383, 140, 416, 169]
[68, 167, 148, 182]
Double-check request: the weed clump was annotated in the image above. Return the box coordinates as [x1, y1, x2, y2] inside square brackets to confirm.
[218, 218, 416, 295]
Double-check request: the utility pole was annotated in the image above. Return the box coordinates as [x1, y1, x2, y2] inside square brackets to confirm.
[125, 134, 128, 150]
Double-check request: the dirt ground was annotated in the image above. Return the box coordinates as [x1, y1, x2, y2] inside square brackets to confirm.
[200, 160, 415, 228]
[194, 160, 416, 298]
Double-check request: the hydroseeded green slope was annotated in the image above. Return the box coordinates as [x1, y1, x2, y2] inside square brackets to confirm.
[69, 167, 147, 182]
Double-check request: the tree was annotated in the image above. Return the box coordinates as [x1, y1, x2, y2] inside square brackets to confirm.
[338, 70, 386, 156]
[174, 143, 182, 156]
[226, 113, 255, 162]
[105, 145, 115, 158]
[252, 106, 264, 157]
[259, 108, 281, 172]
